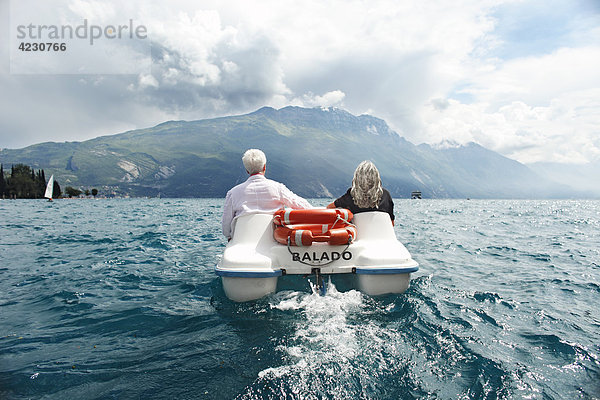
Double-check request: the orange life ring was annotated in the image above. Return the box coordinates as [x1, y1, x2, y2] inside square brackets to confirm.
[274, 225, 357, 246]
[273, 208, 352, 226]
[272, 208, 356, 246]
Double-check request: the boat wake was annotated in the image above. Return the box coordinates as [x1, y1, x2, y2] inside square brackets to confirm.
[237, 281, 412, 399]
[267, 281, 365, 366]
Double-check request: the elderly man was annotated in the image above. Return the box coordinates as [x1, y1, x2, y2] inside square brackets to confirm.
[221, 149, 312, 240]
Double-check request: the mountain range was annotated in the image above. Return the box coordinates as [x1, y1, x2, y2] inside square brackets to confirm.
[0, 106, 593, 198]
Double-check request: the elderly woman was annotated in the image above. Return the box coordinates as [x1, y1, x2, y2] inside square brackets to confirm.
[327, 160, 395, 224]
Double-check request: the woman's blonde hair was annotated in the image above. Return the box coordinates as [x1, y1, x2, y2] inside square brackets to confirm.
[350, 160, 383, 208]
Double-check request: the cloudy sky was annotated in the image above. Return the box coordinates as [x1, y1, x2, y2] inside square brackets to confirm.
[1, 0, 599, 165]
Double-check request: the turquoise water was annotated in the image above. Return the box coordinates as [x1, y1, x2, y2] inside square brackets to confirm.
[1, 199, 599, 399]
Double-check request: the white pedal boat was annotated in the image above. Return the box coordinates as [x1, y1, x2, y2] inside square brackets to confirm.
[215, 210, 419, 302]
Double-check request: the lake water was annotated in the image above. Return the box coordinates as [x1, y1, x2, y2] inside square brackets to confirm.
[1, 199, 599, 399]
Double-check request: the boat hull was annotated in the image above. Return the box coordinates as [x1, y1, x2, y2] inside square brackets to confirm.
[221, 276, 279, 302]
[215, 211, 418, 301]
[356, 273, 411, 296]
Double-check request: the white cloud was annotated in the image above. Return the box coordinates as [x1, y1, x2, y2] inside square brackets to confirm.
[298, 90, 346, 108]
[68, 0, 116, 22]
[422, 92, 600, 164]
[420, 45, 600, 163]
[132, 7, 293, 114]
[138, 74, 159, 88]
[0, 0, 599, 166]
[463, 46, 600, 107]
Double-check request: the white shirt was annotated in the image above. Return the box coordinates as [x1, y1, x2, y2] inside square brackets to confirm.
[221, 174, 312, 239]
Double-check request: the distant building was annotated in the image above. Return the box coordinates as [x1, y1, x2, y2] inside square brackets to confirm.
[411, 190, 422, 199]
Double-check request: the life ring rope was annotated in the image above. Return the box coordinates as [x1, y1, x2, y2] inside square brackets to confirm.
[273, 208, 356, 247]
[273, 208, 352, 226]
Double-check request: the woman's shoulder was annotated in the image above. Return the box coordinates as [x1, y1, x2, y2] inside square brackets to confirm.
[337, 188, 352, 199]
[334, 188, 353, 206]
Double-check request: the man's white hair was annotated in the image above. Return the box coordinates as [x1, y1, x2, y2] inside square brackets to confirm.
[350, 160, 383, 208]
[242, 149, 267, 174]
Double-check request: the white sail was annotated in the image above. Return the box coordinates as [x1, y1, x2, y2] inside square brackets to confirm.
[44, 175, 54, 199]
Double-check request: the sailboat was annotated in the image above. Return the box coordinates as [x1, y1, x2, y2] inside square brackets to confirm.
[44, 175, 54, 202]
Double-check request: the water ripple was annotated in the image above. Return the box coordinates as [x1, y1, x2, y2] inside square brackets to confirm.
[1, 199, 599, 399]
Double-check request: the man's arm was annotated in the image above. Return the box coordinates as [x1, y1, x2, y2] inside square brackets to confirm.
[279, 184, 312, 209]
[221, 191, 234, 239]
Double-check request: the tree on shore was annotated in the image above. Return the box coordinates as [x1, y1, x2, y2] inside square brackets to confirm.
[37, 169, 46, 196]
[65, 186, 82, 198]
[8, 164, 39, 198]
[91, 188, 98, 197]
[0, 164, 6, 198]
[0, 164, 62, 199]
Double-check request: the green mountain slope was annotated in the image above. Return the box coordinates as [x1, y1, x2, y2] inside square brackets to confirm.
[0, 106, 571, 198]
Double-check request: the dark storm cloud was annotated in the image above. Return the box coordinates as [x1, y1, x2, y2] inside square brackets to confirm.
[143, 34, 288, 113]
